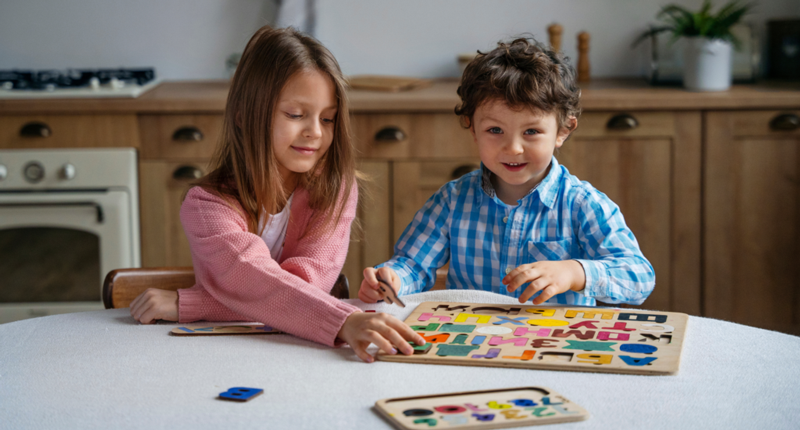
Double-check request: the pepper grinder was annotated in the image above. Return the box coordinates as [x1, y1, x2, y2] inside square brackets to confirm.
[577, 31, 591, 82]
[547, 23, 563, 52]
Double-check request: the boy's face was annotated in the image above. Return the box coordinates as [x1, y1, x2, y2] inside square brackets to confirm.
[469, 100, 574, 204]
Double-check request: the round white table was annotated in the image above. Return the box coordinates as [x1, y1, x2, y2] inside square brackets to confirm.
[1, 290, 799, 429]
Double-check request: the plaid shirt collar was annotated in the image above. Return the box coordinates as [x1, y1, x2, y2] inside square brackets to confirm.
[479, 156, 561, 209]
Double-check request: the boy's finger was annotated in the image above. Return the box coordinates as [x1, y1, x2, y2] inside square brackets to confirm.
[519, 279, 547, 302]
[506, 270, 540, 293]
[362, 268, 381, 290]
[502, 264, 532, 285]
[359, 285, 383, 303]
[533, 285, 559, 305]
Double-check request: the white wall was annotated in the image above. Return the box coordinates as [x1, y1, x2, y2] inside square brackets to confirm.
[0, 0, 796, 80]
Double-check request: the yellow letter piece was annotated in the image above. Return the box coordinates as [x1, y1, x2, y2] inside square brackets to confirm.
[454, 313, 492, 324]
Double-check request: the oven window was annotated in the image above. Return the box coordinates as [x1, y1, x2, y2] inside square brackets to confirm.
[0, 227, 100, 302]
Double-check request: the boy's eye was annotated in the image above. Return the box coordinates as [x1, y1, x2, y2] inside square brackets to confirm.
[488, 127, 503, 134]
[524, 129, 540, 135]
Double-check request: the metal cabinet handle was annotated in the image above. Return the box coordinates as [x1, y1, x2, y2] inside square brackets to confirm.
[451, 164, 480, 180]
[172, 165, 204, 180]
[20, 122, 52, 138]
[769, 113, 800, 131]
[172, 126, 204, 142]
[374, 126, 406, 142]
[606, 114, 639, 130]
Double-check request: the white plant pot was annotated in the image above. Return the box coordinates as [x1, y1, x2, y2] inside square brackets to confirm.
[683, 37, 733, 92]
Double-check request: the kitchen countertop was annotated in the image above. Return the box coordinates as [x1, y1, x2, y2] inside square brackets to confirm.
[1, 289, 799, 429]
[0, 79, 798, 114]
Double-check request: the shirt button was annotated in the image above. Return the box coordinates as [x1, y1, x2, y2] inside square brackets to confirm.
[503, 216, 508, 224]
[505, 267, 512, 274]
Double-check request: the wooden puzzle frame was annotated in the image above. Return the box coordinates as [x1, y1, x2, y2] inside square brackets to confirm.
[375, 386, 589, 429]
[377, 302, 687, 375]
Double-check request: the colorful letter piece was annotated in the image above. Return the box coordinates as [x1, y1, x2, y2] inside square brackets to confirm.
[487, 401, 512, 409]
[529, 407, 556, 417]
[450, 334, 469, 344]
[527, 319, 569, 327]
[619, 355, 658, 366]
[541, 396, 563, 406]
[576, 353, 613, 365]
[403, 409, 433, 417]
[530, 339, 559, 348]
[525, 308, 556, 317]
[454, 313, 492, 324]
[218, 387, 263, 402]
[502, 350, 537, 361]
[620, 343, 658, 354]
[434, 405, 467, 414]
[418, 313, 451, 322]
[441, 415, 469, 425]
[569, 320, 599, 329]
[493, 316, 529, 325]
[565, 309, 615, 320]
[552, 329, 595, 339]
[436, 344, 479, 357]
[472, 413, 495, 421]
[438, 323, 476, 333]
[597, 331, 630, 341]
[411, 323, 440, 331]
[471, 348, 501, 359]
[563, 340, 616, 351]
[510, 399, 537, 407]
[419, 333, 450, 343]
[514, 327, 552, 337]
[488, 336, 528, 347]
[618, 312, 668, 323]
[413, 418, 437, 427]
[471, 335, 487, 345]
[476, 326, 513, 335]
[413, 343, 433, 354]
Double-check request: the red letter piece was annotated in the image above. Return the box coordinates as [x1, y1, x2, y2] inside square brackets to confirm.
[568, 320, 598, 329]
[434, 405, 467, 414]
[530, 339, 559, 348]
[551, 329, 595, 339]
[597, 331, 630, 341]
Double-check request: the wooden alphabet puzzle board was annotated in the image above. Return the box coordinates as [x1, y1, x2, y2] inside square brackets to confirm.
[378, 302, 687, 375]
[375, 386, 588, 429]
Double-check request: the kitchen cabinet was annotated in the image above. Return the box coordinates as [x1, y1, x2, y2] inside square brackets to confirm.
[3, 80, 799, 334]
[704, 109, 800, 335]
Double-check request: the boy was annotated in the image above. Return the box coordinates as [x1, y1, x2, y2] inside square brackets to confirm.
[359, 37, 655, 306]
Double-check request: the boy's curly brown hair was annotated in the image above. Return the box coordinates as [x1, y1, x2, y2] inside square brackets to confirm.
[455, 37, 581, 132]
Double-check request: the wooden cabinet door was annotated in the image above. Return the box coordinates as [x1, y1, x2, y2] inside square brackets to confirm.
[341, 161, 393, 297]
[139, 160, 210, 267]
[559, 112, 701, 314]
[705, 110, 800, 335]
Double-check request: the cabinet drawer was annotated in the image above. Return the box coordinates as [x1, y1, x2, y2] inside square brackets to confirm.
[729, 110, 800, 137]
[0, 115, 139, 149]
[139, 115, 223, 160]
[572, 112, 676, 139]
[352, 113, 475, 159]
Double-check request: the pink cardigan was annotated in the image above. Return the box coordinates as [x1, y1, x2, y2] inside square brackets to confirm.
[177, 184, 361, 347]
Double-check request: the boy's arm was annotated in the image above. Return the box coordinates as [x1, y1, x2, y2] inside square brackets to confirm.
[376, 185, 452, 295]
[572, 189, 656, 305]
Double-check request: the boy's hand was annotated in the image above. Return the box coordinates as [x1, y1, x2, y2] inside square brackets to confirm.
[129, 288, 179, 324]
[503, 260, 586, 305]
[337, 312, 426, 363]
[358, 267, 401, 304]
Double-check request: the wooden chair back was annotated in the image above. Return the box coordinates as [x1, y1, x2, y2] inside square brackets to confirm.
[103, 267, 350, 309]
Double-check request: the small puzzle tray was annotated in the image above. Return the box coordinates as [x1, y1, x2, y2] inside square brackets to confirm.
[170, 325, 281, 336]
[377, 302, 687, 375]
[375, 386, 588, 429]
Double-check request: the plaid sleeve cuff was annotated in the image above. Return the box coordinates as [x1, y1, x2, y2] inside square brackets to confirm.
[574, 259, 607, 299]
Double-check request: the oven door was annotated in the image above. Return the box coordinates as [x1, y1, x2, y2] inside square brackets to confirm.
[0, 190, 139, 323]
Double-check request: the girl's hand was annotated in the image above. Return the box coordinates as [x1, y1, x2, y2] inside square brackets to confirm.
[129, 288, 179, 324]
[337, 311, 426, 363]
[358, 267, 401, 303]
[503, 260, 586, 304]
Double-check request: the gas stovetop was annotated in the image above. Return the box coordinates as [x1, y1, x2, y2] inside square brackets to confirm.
[0, 68, 160, 99]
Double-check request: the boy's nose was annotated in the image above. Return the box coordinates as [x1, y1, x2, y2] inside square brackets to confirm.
[505, 137, 524, 155]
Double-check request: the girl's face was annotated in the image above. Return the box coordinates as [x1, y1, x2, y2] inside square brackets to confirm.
[272, 68, 337, 183]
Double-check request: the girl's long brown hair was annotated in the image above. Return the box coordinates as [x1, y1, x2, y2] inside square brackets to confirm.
[195, 26, 357, 236]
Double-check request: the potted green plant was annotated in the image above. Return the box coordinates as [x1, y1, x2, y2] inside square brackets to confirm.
[634, 0, 753, 91]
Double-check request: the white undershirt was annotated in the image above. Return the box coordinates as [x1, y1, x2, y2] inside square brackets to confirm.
[258, 193, 293, 261]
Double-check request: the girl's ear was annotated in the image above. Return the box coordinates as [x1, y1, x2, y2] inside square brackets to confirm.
[555, 116, 578, 148]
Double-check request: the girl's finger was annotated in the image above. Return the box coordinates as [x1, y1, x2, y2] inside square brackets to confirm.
[366, 330, 397, 356]
[351, 341, 375, 363]
[128, 293, 144, 314]
[383, 327, 414, 355]
[388, 318, 426, 346]
[135, 301, 156, 324]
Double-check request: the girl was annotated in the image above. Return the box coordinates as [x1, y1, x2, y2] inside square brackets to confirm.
[129, 26, 424, 363]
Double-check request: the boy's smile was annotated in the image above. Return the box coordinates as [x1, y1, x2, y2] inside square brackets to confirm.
[470, 99, 574, 205]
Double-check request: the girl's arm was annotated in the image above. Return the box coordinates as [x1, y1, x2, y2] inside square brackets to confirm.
[572, 188, 656, 305]
[177, 185, 360, 347]
[376, 183, 452, 296]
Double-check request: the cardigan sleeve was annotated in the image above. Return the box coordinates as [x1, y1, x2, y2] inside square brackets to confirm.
[176, 185, 360, 347]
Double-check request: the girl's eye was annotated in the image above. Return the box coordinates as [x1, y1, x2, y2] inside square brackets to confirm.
[322, 117, 335, 124]
[286, 113, 302, 119]
[524, 129, 540, 135]
[488, 127, 502, 134]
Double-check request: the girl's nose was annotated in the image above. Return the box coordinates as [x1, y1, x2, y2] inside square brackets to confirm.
[304, 119, 323, 139]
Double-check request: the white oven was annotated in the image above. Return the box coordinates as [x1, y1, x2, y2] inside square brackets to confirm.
[0, 148, 140, 323]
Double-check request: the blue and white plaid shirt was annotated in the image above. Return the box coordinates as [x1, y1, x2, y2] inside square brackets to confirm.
[377, 156, 655, 306]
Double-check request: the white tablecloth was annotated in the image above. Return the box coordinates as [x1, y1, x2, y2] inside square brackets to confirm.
[2, 290, 799, 429]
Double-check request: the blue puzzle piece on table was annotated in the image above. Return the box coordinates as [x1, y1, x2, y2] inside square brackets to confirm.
[219, 387, 263, 402]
